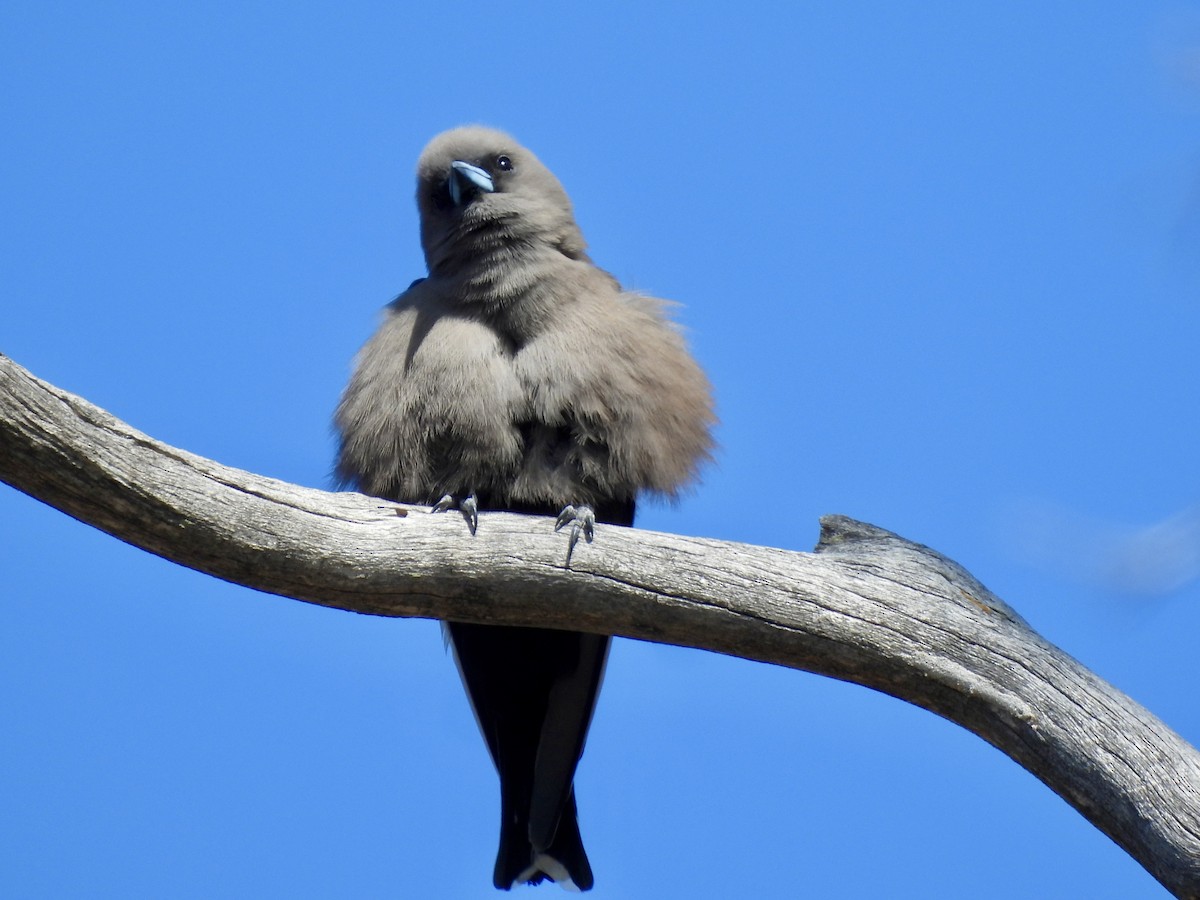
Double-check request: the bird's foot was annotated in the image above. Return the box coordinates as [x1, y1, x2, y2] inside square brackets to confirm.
[554, 504, 595, 568]
[432, 493, 479, 535]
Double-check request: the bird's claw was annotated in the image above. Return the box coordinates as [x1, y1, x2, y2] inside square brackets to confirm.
[432, 493, 479, 535]
[554, 504, 596, 567]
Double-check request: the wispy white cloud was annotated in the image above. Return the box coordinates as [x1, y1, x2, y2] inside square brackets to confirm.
[1002, 499, 1200, 597]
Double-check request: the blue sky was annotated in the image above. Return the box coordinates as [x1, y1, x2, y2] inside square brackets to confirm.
[3, 2, 1199, 897]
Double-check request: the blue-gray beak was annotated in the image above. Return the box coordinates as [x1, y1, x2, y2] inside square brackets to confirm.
[448, 160, 495, 207]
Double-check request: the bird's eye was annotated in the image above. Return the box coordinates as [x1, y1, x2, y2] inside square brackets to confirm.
[495, 155, 513, 171]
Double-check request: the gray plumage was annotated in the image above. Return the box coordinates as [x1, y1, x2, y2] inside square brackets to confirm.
[336, 126, 712, 509]
[334, 126, 714, 891]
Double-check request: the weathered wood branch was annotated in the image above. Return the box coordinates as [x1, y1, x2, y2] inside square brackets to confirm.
[2, 351, 1198, 897]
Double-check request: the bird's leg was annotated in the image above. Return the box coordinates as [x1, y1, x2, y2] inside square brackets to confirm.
[433, 492, 479, 535]
[554, 504, 595, 568]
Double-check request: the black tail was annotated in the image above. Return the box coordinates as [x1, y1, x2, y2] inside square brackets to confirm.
[494, 788, 593, 891]
[448, 623, 607, 893]
[451, 498, 631, 892]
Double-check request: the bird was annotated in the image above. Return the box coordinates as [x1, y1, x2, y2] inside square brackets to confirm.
[334, 126, 715, 891]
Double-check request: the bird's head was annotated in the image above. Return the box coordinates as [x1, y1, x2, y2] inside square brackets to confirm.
[415, 126, 589, 273]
